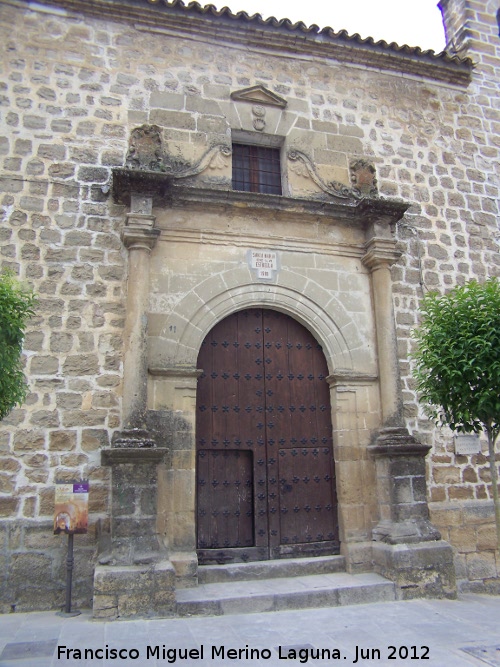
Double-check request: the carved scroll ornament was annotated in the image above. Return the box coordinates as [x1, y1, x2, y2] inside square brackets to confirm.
[162, 143, 232, 178]
[125, 124, 231, 179]
[288, 149, 366, 201]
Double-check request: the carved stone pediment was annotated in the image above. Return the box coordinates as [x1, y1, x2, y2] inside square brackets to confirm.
[230, 84, 287, 108]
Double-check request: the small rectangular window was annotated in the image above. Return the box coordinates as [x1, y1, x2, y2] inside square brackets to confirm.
[232, 143, 282, 195]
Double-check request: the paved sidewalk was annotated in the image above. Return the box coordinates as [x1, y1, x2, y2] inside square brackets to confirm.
[0, 594, 499, 667]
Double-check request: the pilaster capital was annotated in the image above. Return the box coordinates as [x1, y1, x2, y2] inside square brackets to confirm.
[122, 193, 160, 251]
[121, 223, 161, 252]
[361, 236, 401, 271]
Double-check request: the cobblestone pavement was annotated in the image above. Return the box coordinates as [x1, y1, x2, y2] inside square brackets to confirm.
[0, 594, 499, 667]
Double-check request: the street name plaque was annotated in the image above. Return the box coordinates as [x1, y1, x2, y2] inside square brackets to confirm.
[454, 434, 481, 456]
[248, 249, 278, 280]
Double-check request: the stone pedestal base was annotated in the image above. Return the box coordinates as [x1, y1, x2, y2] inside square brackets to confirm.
[99, 444, 169, 566]
[368, 426, 456, 598]
[170, 551, 199, 588]
[373, 540, 456, 600]
[93, 560, 176, 619]
[96, 441, 174, 618]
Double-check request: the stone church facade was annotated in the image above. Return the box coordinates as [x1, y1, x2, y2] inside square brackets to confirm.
[0, 0, 499, 616]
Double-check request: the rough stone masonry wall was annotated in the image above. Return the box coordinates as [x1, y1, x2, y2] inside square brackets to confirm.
[392, 0, 500, 591]
[0, 3, 127, 611]
[0, 0, 499, 610]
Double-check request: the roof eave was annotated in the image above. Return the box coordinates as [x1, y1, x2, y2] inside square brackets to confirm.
[16, 0, 474, 85]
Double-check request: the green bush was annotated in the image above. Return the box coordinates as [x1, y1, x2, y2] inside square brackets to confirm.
[0, 271, 36, 420]
[412, 277, 500, 550]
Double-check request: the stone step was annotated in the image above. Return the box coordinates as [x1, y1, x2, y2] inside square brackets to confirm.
[198, 555, 346, 584]
[176, 571, 396, 617]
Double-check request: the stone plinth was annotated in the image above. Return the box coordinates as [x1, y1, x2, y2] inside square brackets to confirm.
[370, 427, 456, 599]
[94, 445, 175, 619]
[93, 561, 176, 619]
[370, 427, 441, 544]
[99, 445, 169, 566]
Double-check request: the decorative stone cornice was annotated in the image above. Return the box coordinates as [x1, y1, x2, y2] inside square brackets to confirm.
[113, 175, 410, 224]
[172, 187, 410, 228]
[112, 169, 172, 205]
[362, 237, 402, 271]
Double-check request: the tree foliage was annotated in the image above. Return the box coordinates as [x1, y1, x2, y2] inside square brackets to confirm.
[0, 271, 36, 420]
[412, 277, 500, 550]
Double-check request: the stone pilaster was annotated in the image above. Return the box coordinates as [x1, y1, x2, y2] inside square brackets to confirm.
[362, 234, 403, 428]
[362, 222, 456, 599]
[120, 195, 161, 432]
[99, 194, 164, 568]
[327, 371, 379, 573]
[148, 366, 203, 588]
[93, 196, 175, 620]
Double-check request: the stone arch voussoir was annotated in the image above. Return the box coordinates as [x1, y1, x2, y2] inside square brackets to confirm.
[167, 269, 361, 373]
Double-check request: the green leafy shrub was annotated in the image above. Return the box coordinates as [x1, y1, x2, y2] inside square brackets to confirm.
[0, 271, 36, 420]
[412, 278, 500, 550]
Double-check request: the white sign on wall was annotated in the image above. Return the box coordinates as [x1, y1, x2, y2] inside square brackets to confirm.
[454, 434, 481, 456]
[248, 249, 279, 280]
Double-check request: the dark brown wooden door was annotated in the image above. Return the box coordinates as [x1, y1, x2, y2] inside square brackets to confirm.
[196, 309, 339, 563]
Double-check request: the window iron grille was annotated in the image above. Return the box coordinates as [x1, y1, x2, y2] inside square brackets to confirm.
[232, 143, 282, 195]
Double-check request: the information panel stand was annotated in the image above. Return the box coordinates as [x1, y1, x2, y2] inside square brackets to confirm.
[54, 481, 89, 617]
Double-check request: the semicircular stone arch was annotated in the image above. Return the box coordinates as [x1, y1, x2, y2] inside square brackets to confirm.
[158, 267, 372, 375]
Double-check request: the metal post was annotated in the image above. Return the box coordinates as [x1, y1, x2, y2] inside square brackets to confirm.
[56, 532, 81, 617]
[65, 532, 74, 613]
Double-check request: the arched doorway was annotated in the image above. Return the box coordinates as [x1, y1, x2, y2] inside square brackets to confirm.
[196, 308, 339, 563]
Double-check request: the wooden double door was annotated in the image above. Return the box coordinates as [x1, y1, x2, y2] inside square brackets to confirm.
[196, 309, 339, 563]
